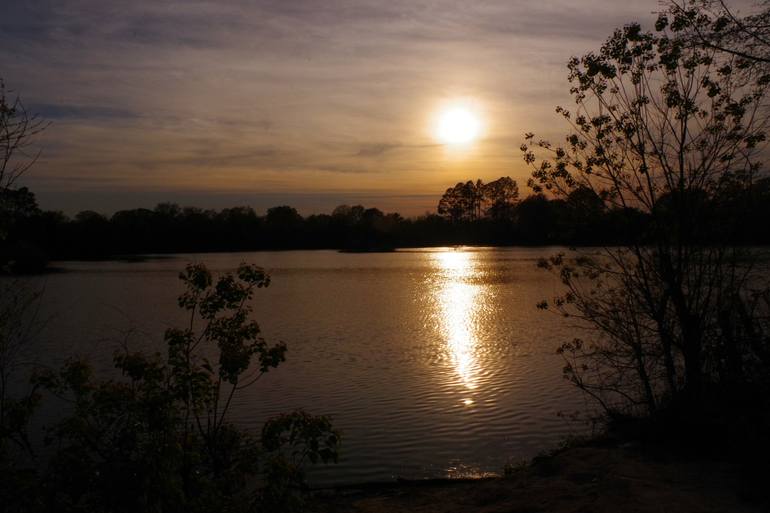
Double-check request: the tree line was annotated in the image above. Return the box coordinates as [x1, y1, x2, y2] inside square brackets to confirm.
[4, 175, 770, 272]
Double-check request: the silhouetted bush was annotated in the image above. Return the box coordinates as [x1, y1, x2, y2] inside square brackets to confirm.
[527, 9, 770, 465]
[0, 263, 339, 513]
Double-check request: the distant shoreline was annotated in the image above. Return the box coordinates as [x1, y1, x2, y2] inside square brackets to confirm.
[41, 242, 770, 262]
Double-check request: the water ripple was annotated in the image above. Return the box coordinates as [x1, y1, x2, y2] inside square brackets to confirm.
[23, 247, 586, 486]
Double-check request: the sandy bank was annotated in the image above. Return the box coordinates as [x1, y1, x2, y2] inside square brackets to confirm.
[310, 439, 765, 513]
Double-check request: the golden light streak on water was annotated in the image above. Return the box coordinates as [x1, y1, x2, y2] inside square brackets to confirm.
[434, 250, 488, 395]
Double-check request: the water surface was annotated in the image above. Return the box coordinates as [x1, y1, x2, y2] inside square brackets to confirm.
[23, 247, 585, 485]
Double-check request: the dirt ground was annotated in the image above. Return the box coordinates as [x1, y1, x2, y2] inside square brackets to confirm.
[309, 440, 766, 513]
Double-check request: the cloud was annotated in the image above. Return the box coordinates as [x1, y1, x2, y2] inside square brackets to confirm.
[355, 143, 401, 157]
[1, 0, 661, 215]
[29, 103, 140, 121]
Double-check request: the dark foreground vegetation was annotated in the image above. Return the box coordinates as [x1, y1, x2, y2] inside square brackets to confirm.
[524, 1, 770, 509]
[1, 263, 339, 513]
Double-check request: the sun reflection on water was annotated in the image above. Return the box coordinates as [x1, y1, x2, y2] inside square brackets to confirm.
[433, 250, 489, 395]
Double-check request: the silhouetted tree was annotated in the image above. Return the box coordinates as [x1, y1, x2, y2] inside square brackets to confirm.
[514, 194, 568, 244]
[179, 206, 217, 251]
[666, 0, 770, 66]
[331, 204, 365, 225]
[483, 176, 520, 222]
[437, 177, 519, 223]
[7, 185, 770, 259]
[0, 80, 47, 192]
[111, 208, 156, 253]
[16, 264, 340, 513]
[524, 18, 770, 417]
[0, 79, 47, 507]
[0, 188, 44, 270]
[0, 81, 48, 271]
[266, 205, 302, 248]
[562, 187, 606, 243]
[216, 206, 261, 250]
[437, 180, 483, 222]
[70, 210, 110, 258]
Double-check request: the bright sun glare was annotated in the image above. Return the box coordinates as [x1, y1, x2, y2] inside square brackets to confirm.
[435, 106, 482, 145]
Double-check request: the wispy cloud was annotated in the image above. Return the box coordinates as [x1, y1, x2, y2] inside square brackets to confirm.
[29, 103, 141, 121]
[1, 0, 659, 215]
[355, 143, 402, 158]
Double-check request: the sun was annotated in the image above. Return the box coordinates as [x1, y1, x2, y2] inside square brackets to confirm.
[435, 105, 482, 145]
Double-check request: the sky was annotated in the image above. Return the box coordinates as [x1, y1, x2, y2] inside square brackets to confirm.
[1, 0, 661, 216]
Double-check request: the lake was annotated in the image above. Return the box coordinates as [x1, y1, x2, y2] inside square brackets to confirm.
[19, 247, 587, 485]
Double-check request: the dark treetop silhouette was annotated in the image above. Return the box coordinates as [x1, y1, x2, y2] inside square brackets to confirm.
[4, 176, 770, 272]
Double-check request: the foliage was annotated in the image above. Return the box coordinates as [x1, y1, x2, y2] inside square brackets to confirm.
[0, 77, 48, 506]
[0, 80, 47, 194]
[523, 17, 770, 419]
[0, 187, 47, 273]
[0, 282, 42, 513]
[260, 411, 339, 511]
[0, 79, 48, 272]
[666, 1, 770, 67]
[437, 176, 520, 222]
[7, 174, 770, 266]
[6, 263, 340, 513]
[0, 282, 41, 454]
